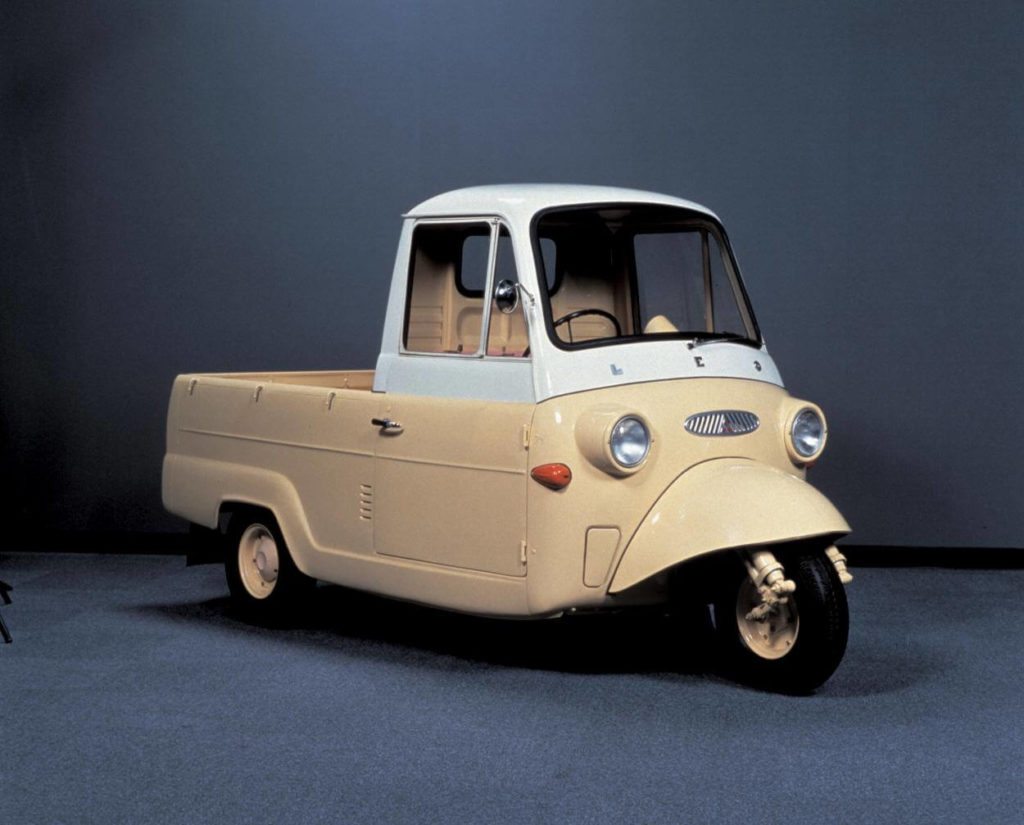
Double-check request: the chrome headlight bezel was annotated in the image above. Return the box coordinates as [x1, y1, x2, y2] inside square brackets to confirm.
[786, 405, 827, 464]
[609, 415, 651, 469]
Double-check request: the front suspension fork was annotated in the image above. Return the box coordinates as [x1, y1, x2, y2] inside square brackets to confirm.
[740, 549, 797, 622]
[739, 545, 853, 621]
[825, 546, 854, 584]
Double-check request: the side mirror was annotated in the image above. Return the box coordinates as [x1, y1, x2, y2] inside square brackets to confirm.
[494, 279, 519, 314]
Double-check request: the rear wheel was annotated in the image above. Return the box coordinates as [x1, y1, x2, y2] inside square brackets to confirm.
[713, 547, 848, 693]
[224, 510, 314, 621]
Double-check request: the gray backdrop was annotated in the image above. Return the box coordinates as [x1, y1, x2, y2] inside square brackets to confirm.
[2, 1, 1021, 547]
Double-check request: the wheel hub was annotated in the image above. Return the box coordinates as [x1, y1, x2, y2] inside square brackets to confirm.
[735, 577, 799, 660]
[254, 538, 278, 583]
[238, 524, 280, 599]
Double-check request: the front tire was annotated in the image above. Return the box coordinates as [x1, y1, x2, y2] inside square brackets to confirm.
[224, 510, 314, 621]
[713, 547, 848, 693]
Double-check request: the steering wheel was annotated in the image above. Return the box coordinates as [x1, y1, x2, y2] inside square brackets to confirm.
[553, 308, 622, 342]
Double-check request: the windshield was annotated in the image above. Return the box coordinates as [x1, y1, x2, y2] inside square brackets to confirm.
[534, 205, 760, 349]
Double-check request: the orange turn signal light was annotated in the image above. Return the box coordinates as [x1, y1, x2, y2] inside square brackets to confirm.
[530, 463, 572, 490]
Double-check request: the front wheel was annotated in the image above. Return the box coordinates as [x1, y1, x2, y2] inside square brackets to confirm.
[224, 510, 314, 622]
[713, 547, 848, 693]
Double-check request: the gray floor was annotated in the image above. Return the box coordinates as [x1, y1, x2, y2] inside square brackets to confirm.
[2, 552, 1021, 824]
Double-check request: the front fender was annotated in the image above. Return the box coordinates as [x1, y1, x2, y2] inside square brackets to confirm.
[608, 459, 850, 593]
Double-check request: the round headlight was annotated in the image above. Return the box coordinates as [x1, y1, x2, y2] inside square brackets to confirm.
[610, 416, 650, 468]
[791, 408, 825, 459]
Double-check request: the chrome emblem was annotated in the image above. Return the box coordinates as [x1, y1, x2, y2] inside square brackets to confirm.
[684, 410, 760, 436]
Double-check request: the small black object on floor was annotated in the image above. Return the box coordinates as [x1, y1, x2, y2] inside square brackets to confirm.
[0, 579, 11, 643]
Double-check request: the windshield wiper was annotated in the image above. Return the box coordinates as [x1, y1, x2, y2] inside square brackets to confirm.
[684, 331, 761, 350]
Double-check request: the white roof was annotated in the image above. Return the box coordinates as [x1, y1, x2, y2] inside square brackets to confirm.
[406, 184, 718, 222]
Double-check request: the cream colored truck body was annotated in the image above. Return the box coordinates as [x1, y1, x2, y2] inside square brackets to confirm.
[162, 185, 850, 619]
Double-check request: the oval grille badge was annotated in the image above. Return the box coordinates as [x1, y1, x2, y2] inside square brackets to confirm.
[684, 410, 760, 436]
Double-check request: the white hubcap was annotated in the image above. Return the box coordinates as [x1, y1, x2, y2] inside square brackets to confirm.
[239, 524, 279, 599]
[735, 577, 799, 660]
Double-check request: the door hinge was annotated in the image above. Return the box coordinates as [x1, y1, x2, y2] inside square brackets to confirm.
[521, 425, 531, 449]
[520, 540, 528, 566]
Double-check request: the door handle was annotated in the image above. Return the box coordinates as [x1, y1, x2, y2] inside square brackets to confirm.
[371, 417, 404, 435]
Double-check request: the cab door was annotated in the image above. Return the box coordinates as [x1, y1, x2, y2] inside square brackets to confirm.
[372, 218, 534, 578]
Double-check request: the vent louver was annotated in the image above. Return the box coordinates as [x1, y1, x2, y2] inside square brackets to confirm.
[684, 410, 760, 436]
[359, 484, 373, 520]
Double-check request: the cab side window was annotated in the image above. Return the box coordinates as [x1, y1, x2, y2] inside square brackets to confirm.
[403, 222, 491, 354]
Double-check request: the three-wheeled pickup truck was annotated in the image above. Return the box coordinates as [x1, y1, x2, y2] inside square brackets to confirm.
[163, 184, 853, 692]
